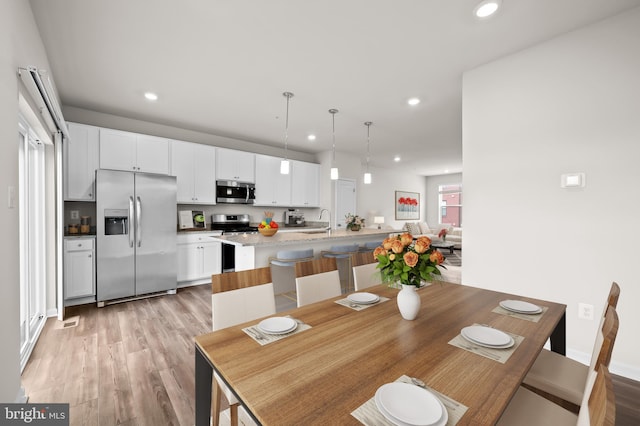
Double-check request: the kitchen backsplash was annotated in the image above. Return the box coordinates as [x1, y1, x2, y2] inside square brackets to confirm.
[65, 201, 324, 229]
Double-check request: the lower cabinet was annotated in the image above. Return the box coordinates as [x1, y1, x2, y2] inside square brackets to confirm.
[64, 237, 96, 306]
[177, 232, 222, 285]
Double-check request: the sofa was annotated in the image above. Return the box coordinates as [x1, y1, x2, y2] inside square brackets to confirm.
[402, 222, 462, 250]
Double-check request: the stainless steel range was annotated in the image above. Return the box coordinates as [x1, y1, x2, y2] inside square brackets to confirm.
[210, 214, 258, 235]
[210, 214, 258, 272]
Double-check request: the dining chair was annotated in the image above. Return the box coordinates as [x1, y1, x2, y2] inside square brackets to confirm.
[436, 264, 462, 284]
[497, 365, 615, 426]
[522, 303, 619, 412]
[353, 262, 383, 291]
[294, 257, 341, 307]
[210, 267, 276, 426]
[321, 244, 359, 293]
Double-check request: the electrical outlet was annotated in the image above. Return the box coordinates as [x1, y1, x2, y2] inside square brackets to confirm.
[578, 303, 594, 320]
[70, 210, 79, 220]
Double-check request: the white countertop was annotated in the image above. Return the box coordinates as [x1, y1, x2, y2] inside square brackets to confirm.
[209, 228, 398, 247]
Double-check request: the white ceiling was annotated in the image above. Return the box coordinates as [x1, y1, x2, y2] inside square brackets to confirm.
[29, 0, 640, 176]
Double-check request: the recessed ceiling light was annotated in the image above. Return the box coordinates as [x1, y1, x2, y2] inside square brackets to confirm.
[307, 134, 316, 141]
[474, 0, 501, 19]
[144, 92, 158, 101]
[407, 98, 421, 106]
[394, 156, 401, 162]
[444, 169, 450, 173]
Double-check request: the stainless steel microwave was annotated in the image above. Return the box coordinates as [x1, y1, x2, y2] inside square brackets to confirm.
[216, 180, 256, 204]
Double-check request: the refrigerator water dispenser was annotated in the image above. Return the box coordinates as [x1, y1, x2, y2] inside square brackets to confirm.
[104, 209, 128, 235]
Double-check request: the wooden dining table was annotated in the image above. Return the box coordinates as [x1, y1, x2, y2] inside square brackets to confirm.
[195, 282, 566, 425]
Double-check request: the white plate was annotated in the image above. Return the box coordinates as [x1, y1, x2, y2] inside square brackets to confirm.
[500, 300, 542, 314]
[375, 382, 446, 426]
[347, 292, 380, 305]
[257, 317, 297, 335]
[461, 325, 513, 348]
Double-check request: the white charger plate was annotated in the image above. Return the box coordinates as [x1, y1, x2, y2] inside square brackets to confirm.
[257, 317, 297, 335]
[500, 300, 542, 314]
[347, 292, 380, 304]
[461, 325, 514, 348]
[375, 382, 446, 426]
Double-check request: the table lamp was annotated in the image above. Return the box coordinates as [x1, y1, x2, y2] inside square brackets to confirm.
[374, 216, 385, 229]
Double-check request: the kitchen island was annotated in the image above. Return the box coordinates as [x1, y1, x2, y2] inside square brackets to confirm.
[209, 228, 397, 271]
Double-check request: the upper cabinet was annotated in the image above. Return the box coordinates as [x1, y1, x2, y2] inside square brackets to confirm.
[170, 140, 216, 204]
[216, 148, 255, 182]
[254, 154, 292, 206]
[64, 122, 100, 201]
[100, 128, 169, 174]
[291, 160, 320, 207]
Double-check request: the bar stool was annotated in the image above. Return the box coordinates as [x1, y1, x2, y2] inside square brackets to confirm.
[321, 244, 359, 293]
[269, 248, 314, 311]
[359, 240, 383, 252]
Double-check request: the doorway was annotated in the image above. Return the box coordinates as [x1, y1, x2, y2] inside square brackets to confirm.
[334, 179, 356, 229]
[18, 116, 49, 371]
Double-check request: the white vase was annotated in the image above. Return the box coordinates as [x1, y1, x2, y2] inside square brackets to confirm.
[397, 284, 421, 320]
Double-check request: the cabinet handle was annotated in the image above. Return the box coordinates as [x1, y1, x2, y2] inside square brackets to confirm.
[88, 254, 92, 258]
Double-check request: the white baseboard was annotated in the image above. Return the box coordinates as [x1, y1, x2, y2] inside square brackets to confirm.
[46, 308, 57, 317]
[567, 348, 640, 381]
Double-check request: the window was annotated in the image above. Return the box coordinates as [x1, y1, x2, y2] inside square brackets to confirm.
[438, 184, 462, 227]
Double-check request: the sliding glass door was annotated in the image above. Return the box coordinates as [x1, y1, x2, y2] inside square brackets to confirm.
[18, 117, 47, 371]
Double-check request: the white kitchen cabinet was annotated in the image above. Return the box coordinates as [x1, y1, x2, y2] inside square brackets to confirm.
[177, 232, 221, 284]
[171, 140, 216, 204]
[216, 148, 255, 182]
[64, 122, 100, 201]
[291, 160, 320, 207]
[254, 154, 291, 206]
[64, 237, 96, 303]
[100, 128, 169, 174]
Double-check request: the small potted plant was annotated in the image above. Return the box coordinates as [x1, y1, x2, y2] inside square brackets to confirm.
[345, 213, 364, 231]
[438, 228, 448, 241]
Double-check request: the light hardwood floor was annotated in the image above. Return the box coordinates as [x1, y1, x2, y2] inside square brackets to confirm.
[22, 284, 640, 425]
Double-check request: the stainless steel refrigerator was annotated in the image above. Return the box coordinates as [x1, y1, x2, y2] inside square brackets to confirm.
[96, 169, 177, 304]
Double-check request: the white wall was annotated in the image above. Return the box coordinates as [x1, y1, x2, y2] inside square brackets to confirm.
[425, 173, 463, 228]
[463, 8, 640, 379]
[0, 0, 54, 402]
[318, 150, 427, 230]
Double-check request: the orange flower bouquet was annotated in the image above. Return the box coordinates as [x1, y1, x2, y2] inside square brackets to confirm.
[374, 233, 445, 287]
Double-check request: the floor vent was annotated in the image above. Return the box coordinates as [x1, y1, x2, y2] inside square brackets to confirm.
[54, 315, 80, 330]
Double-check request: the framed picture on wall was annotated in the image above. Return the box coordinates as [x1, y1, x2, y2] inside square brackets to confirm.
[395, 191, 420, 220]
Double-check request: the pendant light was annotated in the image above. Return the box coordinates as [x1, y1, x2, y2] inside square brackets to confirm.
[280, 92, 294, 174]
[329, 108, 339, 180]
[364, 121, 372, 184]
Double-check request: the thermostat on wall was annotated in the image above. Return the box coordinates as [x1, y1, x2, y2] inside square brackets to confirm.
[561, 173, 585, 188]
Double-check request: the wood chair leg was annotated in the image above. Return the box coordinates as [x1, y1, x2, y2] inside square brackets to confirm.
[230, 403, 239, 426]
[212, 378, 222, 426]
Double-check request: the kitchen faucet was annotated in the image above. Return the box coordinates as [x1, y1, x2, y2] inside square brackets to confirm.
[319, 208, 331, 231]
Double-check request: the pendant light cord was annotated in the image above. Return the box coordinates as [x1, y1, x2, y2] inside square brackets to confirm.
[283, 92, 293, 159]
[329, 109, 338, 164]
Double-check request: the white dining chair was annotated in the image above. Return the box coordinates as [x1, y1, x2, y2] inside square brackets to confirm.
[522, 284, 620, 410]
[497, 365, 615, 426]
[294, 257, 341, 307]
[353, 262, 382, 291]
[211, 267, 276, 426]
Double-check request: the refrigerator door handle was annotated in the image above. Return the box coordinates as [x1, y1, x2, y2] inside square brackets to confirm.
[128, 196, 134, 248]
[136, 196, 142, 247]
